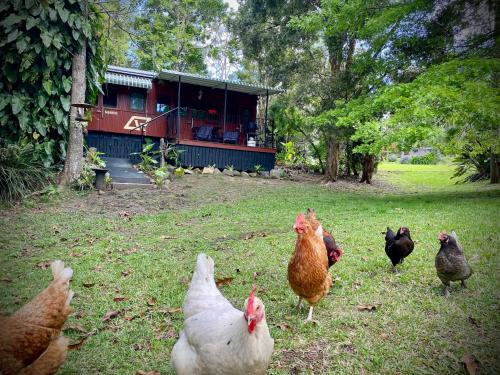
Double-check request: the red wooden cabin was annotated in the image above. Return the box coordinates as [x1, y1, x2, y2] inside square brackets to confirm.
[87, 66, 281, 171]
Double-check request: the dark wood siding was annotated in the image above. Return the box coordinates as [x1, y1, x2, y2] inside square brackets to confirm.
[177, 144, 275, 171]
[86, 132, 144, 160]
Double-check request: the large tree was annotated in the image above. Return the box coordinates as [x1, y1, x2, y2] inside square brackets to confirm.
[132, 0, 226, 72]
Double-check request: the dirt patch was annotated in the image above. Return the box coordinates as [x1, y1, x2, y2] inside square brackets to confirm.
[272, 339, 333, 374]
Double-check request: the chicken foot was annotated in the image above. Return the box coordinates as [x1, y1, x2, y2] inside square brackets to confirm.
[304, 306, 319, 324]
[461, 280, 467, 289]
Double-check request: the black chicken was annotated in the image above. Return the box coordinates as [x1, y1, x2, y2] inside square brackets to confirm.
[435, 231, 472, 297]
[384, 227, 414, 273]
[306, 208, 343, 268]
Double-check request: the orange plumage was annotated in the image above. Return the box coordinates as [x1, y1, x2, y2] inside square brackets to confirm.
[288, 213, 332, 321]
[0, 260, 73, 375]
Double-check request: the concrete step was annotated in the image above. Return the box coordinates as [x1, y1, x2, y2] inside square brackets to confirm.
[103, 157, 152, 185]
[113, 182, 156, 190]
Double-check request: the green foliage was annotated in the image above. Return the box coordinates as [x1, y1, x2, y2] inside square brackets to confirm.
[253, 164, 263, 174]
[224, 164, 234, 171]
[132, 0, 226, 72]
[152, 167, 168, 187]
[174, 167, 185, 177]
[410, 152, 438, 165]
[0, 143, 53, 202]
[74, 163, 96, 191]
[132, 139, 158, 172]
[0, 0, 105, 166]
[85, 146, 105, 168]
[452, 149, 490, 183]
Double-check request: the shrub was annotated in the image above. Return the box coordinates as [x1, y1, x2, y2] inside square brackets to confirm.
[73, 164, 96, 191]
[0, 143, 52, 202]
[410, 151, 438, 165]
[387, 153, 398, 162]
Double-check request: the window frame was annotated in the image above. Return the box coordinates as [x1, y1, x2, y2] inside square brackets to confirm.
[129, 91, 146, 112]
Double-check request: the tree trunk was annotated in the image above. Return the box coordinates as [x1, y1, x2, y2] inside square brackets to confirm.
[325, 135, 340, 181]
[491, 152, 499, 183]
[360, 154, 375, 184]
[61, 40, 87, 184]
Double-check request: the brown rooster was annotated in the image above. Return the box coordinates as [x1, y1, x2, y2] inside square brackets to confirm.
[0, 260, 73, 375]
[306, 208, 343, 267]
[288, 213, 332, 322]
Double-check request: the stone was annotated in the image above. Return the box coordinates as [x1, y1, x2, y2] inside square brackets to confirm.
[270, 169, 281, 179]
[241, 171, 250, 178]
[202, 167, 214, 174]
[259, 171, 270, 178]
[232, 170, 241, 176]
[249, 172, 257, 177]
[166, 165, 176, 173]
[223, 169, 234, 176]
[192, 168, 201, 173]
[213, 168, 222, 175]
[184, 169, 193, 175]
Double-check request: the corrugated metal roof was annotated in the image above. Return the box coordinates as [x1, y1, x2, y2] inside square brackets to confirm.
[105, 71, 153, 89]
[105, 65, 282, 95]
[157, 69, 282, 95]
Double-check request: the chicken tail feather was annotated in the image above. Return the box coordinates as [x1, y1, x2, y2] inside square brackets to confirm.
[51, 261, 73, 283]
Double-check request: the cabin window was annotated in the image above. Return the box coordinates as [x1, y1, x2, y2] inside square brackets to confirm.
[156, 95, 170, 113]
[103, 88, 118, 108]
[130, 91, 145, 111]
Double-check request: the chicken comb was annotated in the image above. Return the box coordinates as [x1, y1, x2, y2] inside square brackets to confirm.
[246, 285, 257, 314]
[295, 213, 305, 227]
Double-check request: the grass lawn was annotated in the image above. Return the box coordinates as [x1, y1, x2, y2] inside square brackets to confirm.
[0, 164, 499, 374]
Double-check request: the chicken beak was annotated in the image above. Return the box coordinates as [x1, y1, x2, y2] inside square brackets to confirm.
[246, 314, 257, 333]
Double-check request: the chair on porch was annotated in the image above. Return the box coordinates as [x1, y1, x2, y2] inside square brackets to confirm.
[196, 125, 214, 141]
[223, 131, 239, 144]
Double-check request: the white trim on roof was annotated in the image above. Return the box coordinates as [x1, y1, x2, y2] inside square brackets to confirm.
[105, 72, 153, 89]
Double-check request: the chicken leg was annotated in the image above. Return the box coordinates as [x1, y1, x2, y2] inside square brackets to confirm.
[296, 297, 303, 310]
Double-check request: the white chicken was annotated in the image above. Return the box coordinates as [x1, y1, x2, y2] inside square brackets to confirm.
[171, 253, 274, 375]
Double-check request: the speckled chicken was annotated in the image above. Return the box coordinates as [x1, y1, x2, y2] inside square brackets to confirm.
[385, 227, 414, 273]
[0, 260, 73, 375]
[435, 231, 472, 297]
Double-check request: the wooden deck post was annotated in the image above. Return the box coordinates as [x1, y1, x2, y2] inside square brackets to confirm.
[177, 75, 181, 140]
[223, 83, 227, 142]
[264, 89, 269, 146]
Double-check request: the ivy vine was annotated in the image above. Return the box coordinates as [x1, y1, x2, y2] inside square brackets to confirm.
[0, 0, 104, 166]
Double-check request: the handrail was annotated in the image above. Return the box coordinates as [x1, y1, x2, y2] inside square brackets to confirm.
[128, 107, 179, 133]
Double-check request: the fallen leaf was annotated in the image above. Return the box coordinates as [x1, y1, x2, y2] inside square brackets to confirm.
[179, 276, 190, 285]
[119, 211, 131, 218]
[284, 315, 293, 320]
[113, 296, 128, 302]
[123, 315, 136, 321]
[215, 277, 234, 287]
[93, 265, 103, 272]
[82, 282, 95, 288]
[361, 256, 369, 261]
[461, 354, 479, 375]
[147, 297, 157, 306]
[160, 235, 177, 240]
[136, 371, 160, 375]
[126, 246, 139, 255]
[36, 261, 51, 269]
[102, 310, 120, 322]
[468, 317, 481, 328]
[470, 254, 480, 263]
[121, 269, 133, 277]
[159, 307, 182, 314]
[356, 304, 376, 312]
[277, 322, 292, 331]
[1, 277, 12, 283]
[69, 252, 81, 257]
[243, 233, 254, 240]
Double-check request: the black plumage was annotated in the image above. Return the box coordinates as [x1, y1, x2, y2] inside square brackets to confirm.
[435, 231, 472, 297]
[384, 227, 414, 273]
